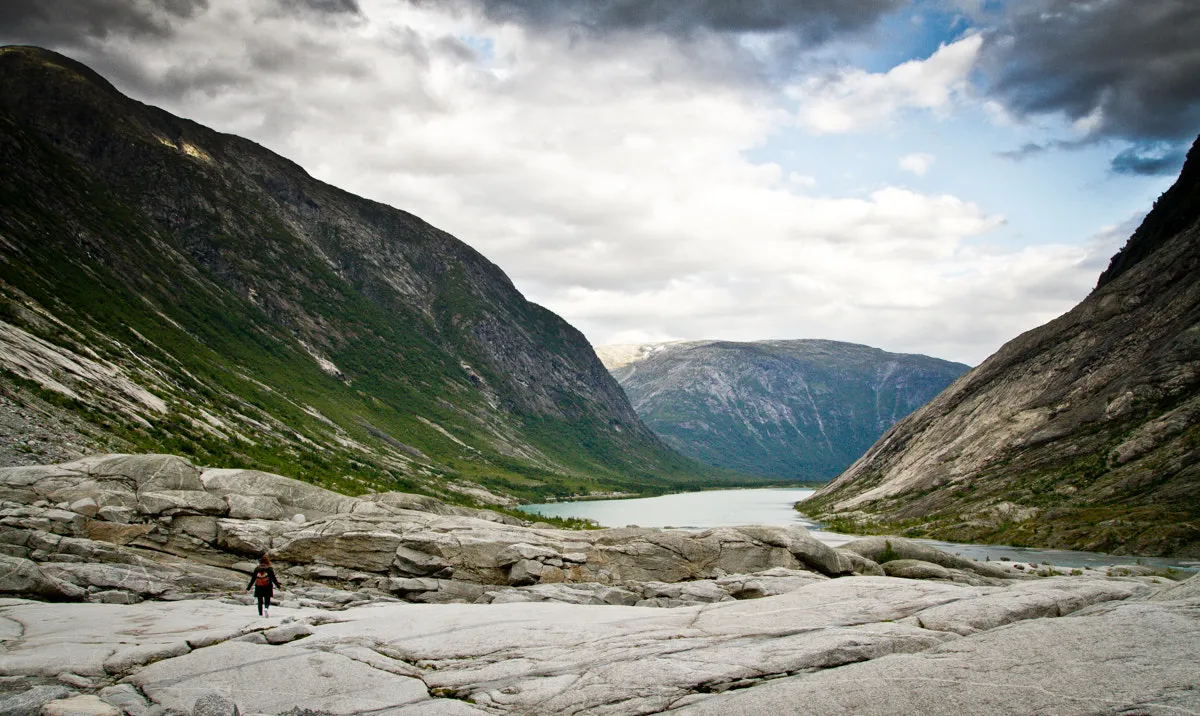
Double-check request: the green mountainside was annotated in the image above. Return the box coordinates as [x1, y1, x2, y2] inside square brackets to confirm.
[805, 135, 1200, 557]
[0, 46, 735, 504]
[596, 340, 969, 481]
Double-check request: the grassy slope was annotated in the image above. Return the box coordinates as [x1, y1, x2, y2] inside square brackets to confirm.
[0, 47, 747, 504]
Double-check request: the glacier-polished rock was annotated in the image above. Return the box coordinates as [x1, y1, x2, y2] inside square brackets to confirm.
[0, 573, 1193, 715]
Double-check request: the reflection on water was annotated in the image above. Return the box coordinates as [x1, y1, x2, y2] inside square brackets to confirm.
[521, 488, 1199, 572]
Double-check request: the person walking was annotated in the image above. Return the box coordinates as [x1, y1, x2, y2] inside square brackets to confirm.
[247, 555, 281, 617]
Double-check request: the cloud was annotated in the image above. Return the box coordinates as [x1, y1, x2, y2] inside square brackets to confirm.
[979, 0, 1200, 144]
[1109, 143, 1189, 176]
[0, 0, 1134, 367]
[0, 0, 359, 49]
[0, 0, 205, 45]
[899, 153, 935, 176]
[462, 0, 904, 40]
[790, 34, 982, 134]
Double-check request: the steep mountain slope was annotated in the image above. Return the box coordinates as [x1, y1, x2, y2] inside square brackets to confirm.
[596, 340, 969, 481]
[805, 135, 1200, 557]
[0, 46, 723, 502]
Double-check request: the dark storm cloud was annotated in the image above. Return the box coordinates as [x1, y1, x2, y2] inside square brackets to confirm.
[0, 0, 359, 48]
[980, 0, 1200, 143]
[465, 0, 904, 42]
[0, 0, 208, 45]
[995, 137, 1095, 162]
[286, 0, 361, 13]
[1109, 144, 1188, 177]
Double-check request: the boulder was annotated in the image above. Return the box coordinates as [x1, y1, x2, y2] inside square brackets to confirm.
[387, 577, 441, 593]
[0, 685, 76, 716]
[835, 549, 885, 576]
[68, 498, 99, 518]
[171, 516, 219, 544]
[137, 490, 228, 517]
[393, 544, 452, 577]
[842, 537, 1015, 580]
[97, 685, 154, 716]
[262, 624, 313, 644]
[191, 692, 239, 716]
[214, 520, 283, 556]
[225, 495, 284, 521]
[507, 559, 545, 586]
[883, 559, 953, 580]
[40, 694, 122, 716]
[730, 525, 853, 577]
[0, 554, 86, 599]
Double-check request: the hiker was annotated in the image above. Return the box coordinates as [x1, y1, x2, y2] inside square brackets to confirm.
[247, 555, 281, 617]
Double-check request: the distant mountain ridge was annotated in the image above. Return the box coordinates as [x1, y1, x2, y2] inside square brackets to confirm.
[597, 339, 969, 481]
[0, 46, 724, 502]
[805, 134, 1200, 557]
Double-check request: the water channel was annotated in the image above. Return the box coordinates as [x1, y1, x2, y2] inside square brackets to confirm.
[520, 488, 1199, 572]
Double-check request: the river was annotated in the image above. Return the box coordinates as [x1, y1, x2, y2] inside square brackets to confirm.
[520, 488, 1200, 572]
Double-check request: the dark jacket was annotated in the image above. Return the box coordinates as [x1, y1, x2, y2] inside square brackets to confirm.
[247, 566, 280, 593]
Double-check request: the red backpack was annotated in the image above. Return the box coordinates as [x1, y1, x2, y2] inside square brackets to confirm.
[254, 570, 270, 587]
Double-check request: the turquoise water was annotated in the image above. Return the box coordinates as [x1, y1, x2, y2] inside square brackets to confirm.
[520, 489, 1199, 572]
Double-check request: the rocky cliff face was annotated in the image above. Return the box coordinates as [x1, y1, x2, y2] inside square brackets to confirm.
[0, 46, 715, 501]
[806, 135, 1200, 557]
[596, 340, 968, 480]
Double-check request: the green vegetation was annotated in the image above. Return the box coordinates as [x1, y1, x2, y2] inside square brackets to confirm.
[0, 47, 738, 510]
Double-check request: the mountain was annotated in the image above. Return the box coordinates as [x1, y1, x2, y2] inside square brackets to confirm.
[0, 45, 726, 503]
[595, 340, 969, 481]
[805, 135, 1200, 557]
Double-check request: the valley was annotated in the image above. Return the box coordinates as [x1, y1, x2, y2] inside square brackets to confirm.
[598, 339, 967, 481]
[0, 46, 742, 507]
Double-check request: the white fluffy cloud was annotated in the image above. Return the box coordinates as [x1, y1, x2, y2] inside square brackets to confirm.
[899, 152, 936, 176]
[18, 3, 1120, 365]
[790, 35, 982, 134]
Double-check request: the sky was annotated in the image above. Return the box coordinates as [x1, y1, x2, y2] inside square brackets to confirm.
[3, 0, 1199, 366]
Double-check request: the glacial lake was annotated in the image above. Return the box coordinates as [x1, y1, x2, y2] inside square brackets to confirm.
[521, 488, 1200, 572]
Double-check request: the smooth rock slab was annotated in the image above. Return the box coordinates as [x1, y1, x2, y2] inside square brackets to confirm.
[672, 599, 1200, 715]
[303, 578, 969, 714]
[103, 640, 191, 675]
[129, 641, 429, 714]
[912, 577, 1152, 635]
